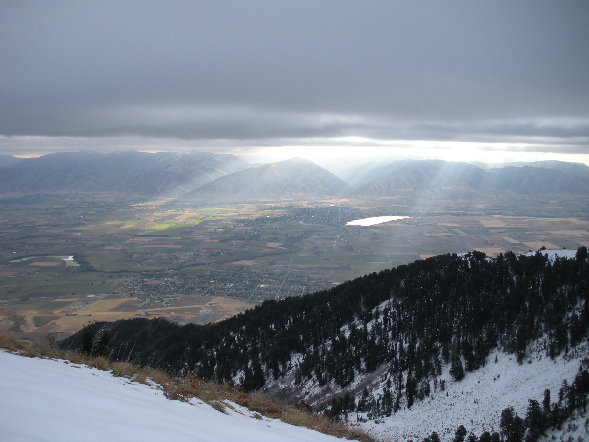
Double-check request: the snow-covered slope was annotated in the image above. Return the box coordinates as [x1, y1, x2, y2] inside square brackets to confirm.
[524, 249, 578, 261]
[542, 409, 589, 441]
[352, 344, 587, 441]
[0, 350, 348, 442]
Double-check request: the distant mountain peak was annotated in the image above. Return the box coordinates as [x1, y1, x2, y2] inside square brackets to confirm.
[190, 158, 350, 202]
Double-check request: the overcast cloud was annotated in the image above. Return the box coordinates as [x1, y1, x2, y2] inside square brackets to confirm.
[1, 1, 588, 160]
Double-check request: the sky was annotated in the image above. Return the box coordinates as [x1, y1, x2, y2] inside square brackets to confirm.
[1, 1, 589, 166]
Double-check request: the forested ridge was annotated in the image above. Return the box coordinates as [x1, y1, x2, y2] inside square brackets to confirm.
[62, 248, 589, 421]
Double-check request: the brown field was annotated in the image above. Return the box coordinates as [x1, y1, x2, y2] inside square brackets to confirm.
[231, 260, 256, 266]
[477, 247, 504, 256]
[49, 311, 145, 339]
[478, 217, 507, 228]
[523, 241, 561, 250]
[26, 239, 66, 244]
[0, 294, 257, 345]
[141, 244, 183, 248]
[547, 218, 589, 224]
[78, 298, 129, 312]
[29, 261, 61, 267]
[551, 230, 589, 236]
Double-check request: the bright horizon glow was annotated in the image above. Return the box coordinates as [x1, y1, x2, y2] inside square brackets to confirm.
[243, 138, 589, 165]
[240, 139, 589, 177]
[12, 154, 43, 158]
[2, 135, 588, 176]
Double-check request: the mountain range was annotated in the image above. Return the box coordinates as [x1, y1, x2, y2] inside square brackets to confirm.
[351, 159, 589, 197]
[0, 151, 248, 196]
[0, 151, 588, 199]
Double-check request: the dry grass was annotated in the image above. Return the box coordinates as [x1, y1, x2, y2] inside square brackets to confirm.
[281, 408, 368, 440]
[0, 335, 374, 441]
[29, 261, 61, 266]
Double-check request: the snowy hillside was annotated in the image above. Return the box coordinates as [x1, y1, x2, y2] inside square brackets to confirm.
[353, 343, 587, 441]
[58, 248, 589, 441]
[0, 350, 349, 442]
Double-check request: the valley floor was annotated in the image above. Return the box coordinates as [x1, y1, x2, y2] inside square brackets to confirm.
[0, 350, 348, 442]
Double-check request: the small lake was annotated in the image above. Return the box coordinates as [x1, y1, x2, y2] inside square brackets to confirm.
[346, 216, 411, 227]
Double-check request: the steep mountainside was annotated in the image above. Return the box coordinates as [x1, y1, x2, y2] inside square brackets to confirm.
[484, 165, 589, 194]
[123, 151, 249, 195]
[512, 160, 589, 180]
[0, 154, 25, 168]
[0, 150, 248, 195]
[190, 158, 349, 202]
[352, 160, 484, 195]
[352, 160, 589, 197]
[62, 249, 589, 439]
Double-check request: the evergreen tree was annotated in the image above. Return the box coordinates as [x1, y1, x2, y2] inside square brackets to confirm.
[450, 354, 465, 381]
[80, 324, 94, 355]
[424, 432, 441, 442]
[500, 407, 524, 442]
[576, 246, 587, 262]
[542, 389, 551, 415]
[524, 399, 544, 441]
[382, 380, 393, 416]
[453, 425, 467, 442]
[94, 330, 111, 357]
[406, 375, 417, 408]
[477, 431, 493, 442]
[357, 388, 370, 412]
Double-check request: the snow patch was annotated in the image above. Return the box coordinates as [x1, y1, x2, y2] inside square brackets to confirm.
[0, 350, 348, 442]
[524, 249, 578, 262]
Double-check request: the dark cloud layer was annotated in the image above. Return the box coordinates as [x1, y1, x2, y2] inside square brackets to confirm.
[1, 1, 588, 153]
